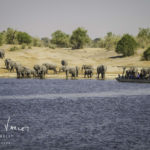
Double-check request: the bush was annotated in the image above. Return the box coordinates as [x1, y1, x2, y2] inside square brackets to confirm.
[10, 46, 19, 51]
[32, 37, 42, 47]
[143, 47, 150, 60]
[116, 34, 137, 57]
[48, 44, 56, 49]
[21, 44, 26, 49]
[28, 45, 32, 49]
[70, 27, 90, 49]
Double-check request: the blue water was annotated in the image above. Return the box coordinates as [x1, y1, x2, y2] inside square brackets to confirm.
[0, 79, 150, 150]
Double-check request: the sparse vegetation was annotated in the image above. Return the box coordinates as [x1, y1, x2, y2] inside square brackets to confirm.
[116, 34, 137, 57]
[136, 28, 150, 48]
[48, 44, 56, 49]
[10, 46, 19, 51]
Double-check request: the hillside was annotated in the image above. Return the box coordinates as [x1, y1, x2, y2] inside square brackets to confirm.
[0, 45, 149, 79]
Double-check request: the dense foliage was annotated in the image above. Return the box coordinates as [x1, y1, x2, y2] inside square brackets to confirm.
[116, 34, 137, 57]
[143, 47, 150, 61]
[17, 32, 32, 44]
[70, 27, 90, 49]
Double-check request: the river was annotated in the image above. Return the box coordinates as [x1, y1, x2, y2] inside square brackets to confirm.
[0, 79, 150, 150]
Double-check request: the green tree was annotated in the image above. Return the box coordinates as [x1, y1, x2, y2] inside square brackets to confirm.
[116, 34, 137, 57]
[143, 47, 150, 60]
[6, 28, 17, 44]
[136, 28, 150, 48]
[51, 30, 70, 48]
[70, 27, 90, 49]
[17, 32, 32, 44]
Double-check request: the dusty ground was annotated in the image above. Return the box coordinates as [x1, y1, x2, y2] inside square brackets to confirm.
[0, 44, 150, 79]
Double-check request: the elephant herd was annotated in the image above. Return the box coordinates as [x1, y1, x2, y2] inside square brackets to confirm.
[0, 49, 107, 79]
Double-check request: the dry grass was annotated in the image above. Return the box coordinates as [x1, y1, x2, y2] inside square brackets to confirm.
[0, 44, 150, 79]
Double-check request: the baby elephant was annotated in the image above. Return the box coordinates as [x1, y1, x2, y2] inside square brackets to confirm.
[84, 69, 93, 78]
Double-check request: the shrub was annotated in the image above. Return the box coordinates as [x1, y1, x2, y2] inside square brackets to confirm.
[10, 46, 19, 51]
[21, 44, 26, 49]
[116, 34, 137, 57]
[70, 27, 90, 49]
[28, 45, 32, 49]
[48, 44, 56, 49]
[143, 47, 150, 61]
[32, 37, 42, 47]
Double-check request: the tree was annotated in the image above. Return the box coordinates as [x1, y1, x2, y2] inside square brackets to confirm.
[6, 28, 17, 44]
[17, 32, 32, 44]
[136, 28, 150, 48]
[143, 47, 150, 61]
[70, 27, 90, 49]
[116, 34, 137, 57]
[0, 33, 3, 46]
[104, 32, 120, 50]
[51, 30, 70, 48]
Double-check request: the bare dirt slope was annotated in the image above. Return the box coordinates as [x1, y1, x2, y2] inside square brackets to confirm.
[0, 45, 149, 79]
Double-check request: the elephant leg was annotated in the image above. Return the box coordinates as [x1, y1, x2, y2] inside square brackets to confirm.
[66, 71, 68, 80]
[102, 73, 104, 79]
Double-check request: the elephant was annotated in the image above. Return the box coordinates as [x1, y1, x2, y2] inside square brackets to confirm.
[33, 64, 40, 74]
[5, 58, 12, 70]
[9, 60, 18, 72]
[61, 60, 68, 66]
[15, 65, 26, 78]
[37, 65, 47, 79]
[59, 66, 67, 73]
[81, 65, 93, 72]
[97, 65, 107, 79]
[0, 49, 5, 59]
[66, 66, 78, 80]
[23, 67, 34, 78]
[84, 69, 93, 78]
[42, 63, 57, 74]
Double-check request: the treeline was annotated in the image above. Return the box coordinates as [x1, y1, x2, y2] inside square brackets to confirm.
[0, 27, 150, 60]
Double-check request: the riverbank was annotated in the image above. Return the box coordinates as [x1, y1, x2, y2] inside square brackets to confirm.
[0, 45, 149, 79]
